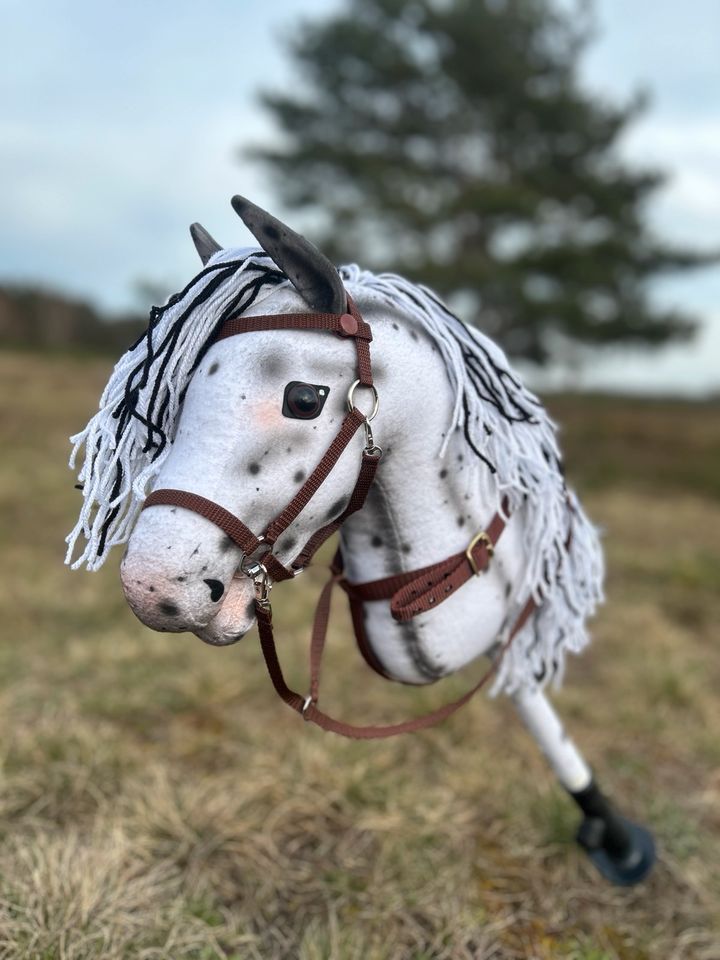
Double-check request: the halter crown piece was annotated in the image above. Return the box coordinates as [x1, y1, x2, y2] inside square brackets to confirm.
[143, 284, 539, 740]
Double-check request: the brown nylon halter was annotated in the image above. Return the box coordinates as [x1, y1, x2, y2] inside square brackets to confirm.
[142, 291, 535, 738]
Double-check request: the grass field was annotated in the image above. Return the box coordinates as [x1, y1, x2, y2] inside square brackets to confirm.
[0, 350, 718, 960]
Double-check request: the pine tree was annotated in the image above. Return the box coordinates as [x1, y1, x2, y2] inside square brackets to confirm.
[249, 0, 713, 362]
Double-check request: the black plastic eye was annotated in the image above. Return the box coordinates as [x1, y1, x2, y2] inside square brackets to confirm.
[282, 381, 330, 420]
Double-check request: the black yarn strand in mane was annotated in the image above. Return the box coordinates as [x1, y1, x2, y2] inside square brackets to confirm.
[175, 267, 286, 409]
[461, 392, 497, 474]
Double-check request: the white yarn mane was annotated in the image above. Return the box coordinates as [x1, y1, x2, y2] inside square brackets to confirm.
[339, 265, 604, 694]
[67, 247, 603, 694]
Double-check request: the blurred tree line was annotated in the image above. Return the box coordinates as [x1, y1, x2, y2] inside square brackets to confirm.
[250, 0, 715, 363]
[0, 286, 144, 354]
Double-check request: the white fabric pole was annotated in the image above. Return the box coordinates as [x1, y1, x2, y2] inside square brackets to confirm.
[512, 686, 592, 792]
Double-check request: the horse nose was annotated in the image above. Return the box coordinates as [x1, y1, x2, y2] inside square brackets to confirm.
[120, 504, 243, 633]
[120, 555, 229, 632]
[194, 574, 257, 646]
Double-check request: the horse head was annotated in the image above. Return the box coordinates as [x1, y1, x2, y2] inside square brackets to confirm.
[120, 197, 385, 646]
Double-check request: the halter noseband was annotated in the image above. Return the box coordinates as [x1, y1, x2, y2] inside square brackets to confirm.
[142, 290, 535, 739]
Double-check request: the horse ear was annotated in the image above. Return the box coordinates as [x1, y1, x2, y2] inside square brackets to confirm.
[231, 195, 346, 313]
[189, 223, 222, 265]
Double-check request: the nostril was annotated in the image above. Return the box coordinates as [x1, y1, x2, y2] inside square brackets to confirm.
[158, 600, 180, 616]
[204, 579, 225, 602]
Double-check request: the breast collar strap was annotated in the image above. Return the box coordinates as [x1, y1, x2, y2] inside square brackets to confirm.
[142, 290, 537, 739]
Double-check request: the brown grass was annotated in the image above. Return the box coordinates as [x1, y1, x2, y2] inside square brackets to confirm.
[0, 350, 718, 959]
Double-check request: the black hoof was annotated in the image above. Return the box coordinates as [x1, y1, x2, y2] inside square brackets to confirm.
[577, 816, 656, 887]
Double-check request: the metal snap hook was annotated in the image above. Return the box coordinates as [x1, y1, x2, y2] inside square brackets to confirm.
[240, 555, 273, 607]
[362, 419, 383, 458]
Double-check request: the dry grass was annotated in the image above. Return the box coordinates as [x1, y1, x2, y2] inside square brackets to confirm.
[0, 350, 718, 959]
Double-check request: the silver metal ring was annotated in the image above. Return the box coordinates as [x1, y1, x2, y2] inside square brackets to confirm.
[346, 380, 379, 421]
[301, 695, 314, 719]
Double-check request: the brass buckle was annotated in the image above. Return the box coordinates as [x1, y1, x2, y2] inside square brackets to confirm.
[465, 530, 494, 576]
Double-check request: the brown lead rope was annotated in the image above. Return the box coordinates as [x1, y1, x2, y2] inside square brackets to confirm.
[254, 576, 537, 740]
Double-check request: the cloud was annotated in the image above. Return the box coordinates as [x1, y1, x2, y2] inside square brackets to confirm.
[620, 117, 720, 246]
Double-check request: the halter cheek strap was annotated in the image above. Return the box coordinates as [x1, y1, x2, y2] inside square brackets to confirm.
[142, 290, 533, 739]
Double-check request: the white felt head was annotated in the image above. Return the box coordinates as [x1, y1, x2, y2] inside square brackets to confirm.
[68, 245, 603, 692]
[119, 281, 371, 643]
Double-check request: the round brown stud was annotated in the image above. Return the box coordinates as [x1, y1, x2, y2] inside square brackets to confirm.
[339, 313, 359, 336]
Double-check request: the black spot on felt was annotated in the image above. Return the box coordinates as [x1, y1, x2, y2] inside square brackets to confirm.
[371, 535, 383, 548]
[401, 543, 412, 554]
[204, 579, 225, 602]
[208, 362, 220, 375]
[148, 585, 155, 592]
[457, 516, 466, 527]
[262, 355, 284, 377]
[159, 601, 179, 616]
[504, 582, 512, 598]
[282, 536, 297, 553]
[175, 575, 186, 582]
[439, 468, 448, 479]
[248, 462, 261, 475]
[219, 535, 234, 553]
[410, 329, 419, 341]
[392, 322, 399, 331]
[263, 224, 280, 241]
[294, 469, 306, 483]
[246, 599, 256, 620]
[325, 497, 346, 520]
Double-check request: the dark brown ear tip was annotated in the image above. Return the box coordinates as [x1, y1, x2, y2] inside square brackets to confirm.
[231, 195, 250, 216]
[189, 222, 223, 265]
[230, 195, 346, 313]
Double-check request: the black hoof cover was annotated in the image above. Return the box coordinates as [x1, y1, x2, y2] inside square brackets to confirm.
[577, 816, 656, 887]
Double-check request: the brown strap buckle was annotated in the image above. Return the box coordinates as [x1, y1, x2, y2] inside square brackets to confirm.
[465, 530, 494, 576]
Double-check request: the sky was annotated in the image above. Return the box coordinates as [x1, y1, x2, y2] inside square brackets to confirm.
[1, 0, 718, 395]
